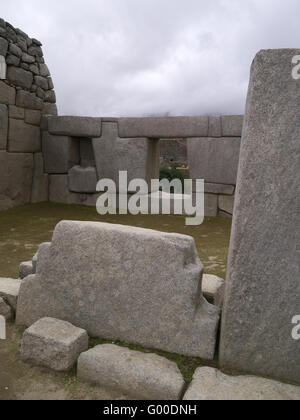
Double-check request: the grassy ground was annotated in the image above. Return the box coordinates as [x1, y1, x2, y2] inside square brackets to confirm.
[0, 202, 231, 400]
[0, 202, 232, 279]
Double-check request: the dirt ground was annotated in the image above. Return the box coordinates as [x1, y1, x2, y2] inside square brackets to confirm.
[0, 203, 231, 400]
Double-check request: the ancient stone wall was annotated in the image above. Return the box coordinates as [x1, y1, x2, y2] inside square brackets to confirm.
[0, 18, 57, 211]
[42, 115, 243, 217]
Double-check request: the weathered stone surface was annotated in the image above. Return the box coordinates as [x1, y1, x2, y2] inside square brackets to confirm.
[218, 195, 235, 215]
[183, 367, 300, 401]
[78, 344, 185, 400]
[118, 116, 209, 138]
[34, 75, 48, 91]
[188, 137, 241, 185]
[7, 66, 33, 89]
[8, 118, 41, 152]
[24, 109, 41, 126]
[0, 152, 33, 210]
[0, 37, 8, 55]
[6, 54, 20, 67]
[43, 132, 79, 174]
[202, 274, 225, 307]
[28, 46, 43, 57]
[221, 115, 244, 137]
[0, 81, 16, 105]
[93, 122, 160, 193]
[0, 297, 13, 321]
[39, 63, 50, 77]
[42, 102, 58, 116]
[29, 64, 39, 75]
[31, 153, 48, 203]
[17, 221, 220, 359]
[16, 90, 43, 110]
[22, 52, 35, 64]
[80, 139, 95, 167]
[19, 261, 33, 280]
[0, 278, 22, 311]
[0, 104, 8, 150]
[205, 183, 235, 195]
[0, 55, 7, 79]
[220, 50, 300, 384]
[44, 90, 56, 104]
[8, 105, 24, 120]
[48, 116, 101, 138]
[208, 116, 222, 137]
[21, 317, 89, 372]
[9, 43, 22, 57]
[68, 166, 97, 193]
[49, 175, 77, 204]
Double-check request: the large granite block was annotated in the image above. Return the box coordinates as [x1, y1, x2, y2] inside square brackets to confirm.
[68, 166, 97, 193]
[93, 122, 160, 193]
[220, 50, 300, 384]
[221, 115, 244, 137]
[7, 66, 33, 89]
[8, 118, 41, 152]
[188, 137, 241, 185]
[16, 90, 43, 110]
[49, 175, 77, 204]
[47, 116, 101, 138]
[17, 221, 220, 360]
[78, 345, 185, 400]
[118, 116, 209, 138]
[0, 152, 33, 210]
[42, 132, 79, 174]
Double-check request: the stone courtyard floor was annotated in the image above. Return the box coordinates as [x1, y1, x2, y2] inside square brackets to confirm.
[0, 203, 231, 400]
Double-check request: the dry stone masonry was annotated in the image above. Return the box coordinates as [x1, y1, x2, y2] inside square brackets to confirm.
[0, 18, 57, 211]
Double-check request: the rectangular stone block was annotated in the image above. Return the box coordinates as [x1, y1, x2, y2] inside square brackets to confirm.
[218, 195, 235, 215]
[93, 122, 160, 193]
[220, 50, 300, 384]
[78, 345, 185, 400]
[118, 116, 209, 138]
[0, 278, 22, 311]
[204, 183, 235, 195]
[0, 104, 8, 150]
[0, 80, 16, 105]
[48, 116, 102, 138]
[68, 166, 97, 193]
[221, 115, 244, 137]
[42, 132, 79, 174]
[188, 137, 241, 185]
[8, 118, 41, 152]
[208, 116, 222, 137]
[0, 151, 33, 210]
[16, 221, 220, 359]
[21, 317, 88, 372]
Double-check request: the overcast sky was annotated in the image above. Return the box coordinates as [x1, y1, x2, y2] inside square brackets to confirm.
[1, 0, 299, 117]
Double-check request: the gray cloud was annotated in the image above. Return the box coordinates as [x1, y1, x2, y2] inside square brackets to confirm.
[2, 0, 300, 116]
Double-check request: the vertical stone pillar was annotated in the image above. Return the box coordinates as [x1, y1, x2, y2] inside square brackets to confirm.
[220, 50, 300, 384]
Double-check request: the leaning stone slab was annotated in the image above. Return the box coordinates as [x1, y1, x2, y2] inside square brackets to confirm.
[78, 344, 185, 400]
[188, 137, 241, 185]
[47, 116, 101, 138]
[20, 317, 89, 372]
[183, 367, 300, 401]
[118, 116, 209, 138]
[17, 221, 220, 360]
[0, 278, 22, 311]
[19, 261, 33, 280]
[202, 274, 225, 308]
[220, 50, 300, 384]
[0, 297, 13, 321]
